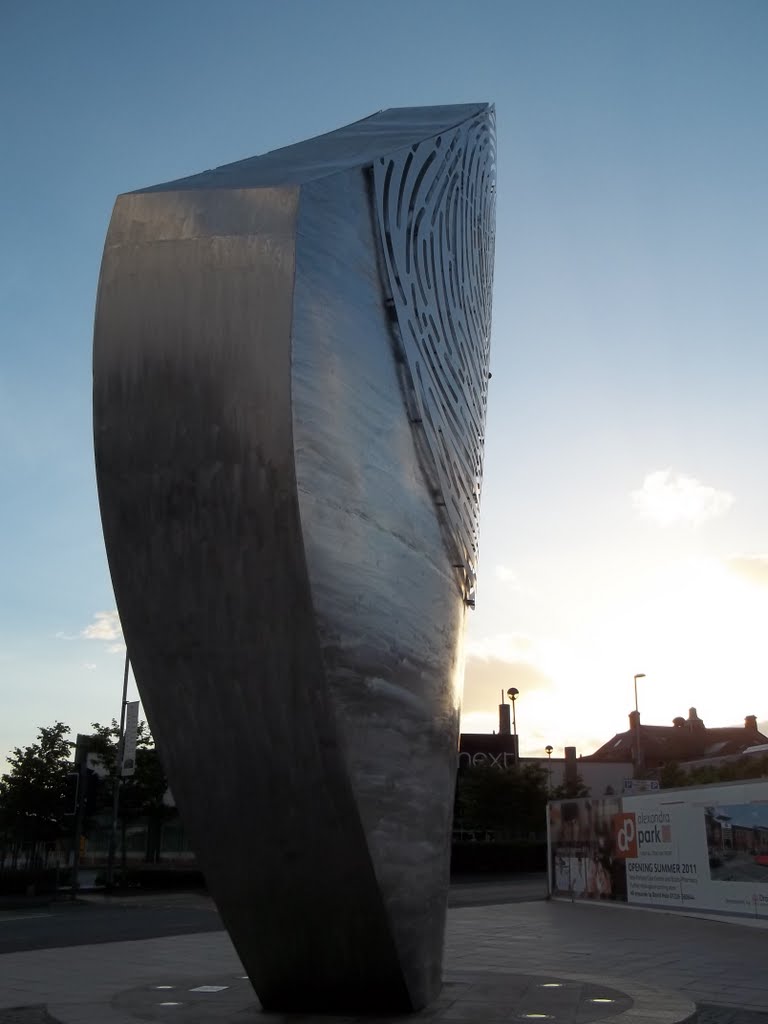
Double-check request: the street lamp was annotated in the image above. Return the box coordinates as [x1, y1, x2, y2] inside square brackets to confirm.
[106, 649, 131, 891]
[633, 673, 646, 776]
[545, 745, 553, 794]
[633, 673, 646, 714]
[506, 688, 519, 765]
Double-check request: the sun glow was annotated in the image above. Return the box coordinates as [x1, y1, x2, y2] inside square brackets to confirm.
[463, 556, 768, 758]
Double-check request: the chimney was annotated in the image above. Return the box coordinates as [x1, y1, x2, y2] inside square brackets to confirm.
[686, 707, 705, 731]
[564, 746, 577, 788]
[629, 710, 642, 772]
[745, 715, 758, 732]
[498, 702, 511, 735]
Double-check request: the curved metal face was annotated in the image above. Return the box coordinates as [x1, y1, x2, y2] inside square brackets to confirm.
[93, 104, 496, 1015]
[373, 110, 496, 605]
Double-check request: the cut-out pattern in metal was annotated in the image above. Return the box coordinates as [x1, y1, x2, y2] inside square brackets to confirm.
[373, 109, 496, 605]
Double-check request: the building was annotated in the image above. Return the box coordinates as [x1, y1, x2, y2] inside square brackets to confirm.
[585, 707, 768, 774]
[459, 701, 632, 797]
[459, 701, 767, 793]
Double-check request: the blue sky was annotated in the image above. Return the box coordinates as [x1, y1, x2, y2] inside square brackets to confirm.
[2, 0, 768, 763]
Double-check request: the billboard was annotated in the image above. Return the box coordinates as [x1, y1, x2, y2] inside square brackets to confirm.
[548, 780, 768, 919]
[548, 796, 627, 901]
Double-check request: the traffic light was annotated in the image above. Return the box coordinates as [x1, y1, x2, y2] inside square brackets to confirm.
[64, 772, 79, 816]
[84, 769, 106, 817]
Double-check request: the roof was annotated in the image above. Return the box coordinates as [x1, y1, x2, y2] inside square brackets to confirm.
[586, 722, 768, 764]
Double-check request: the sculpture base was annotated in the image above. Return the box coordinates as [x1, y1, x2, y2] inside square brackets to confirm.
[113, 970, 634, 1022]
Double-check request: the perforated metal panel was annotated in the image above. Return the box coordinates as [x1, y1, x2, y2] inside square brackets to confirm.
[373, 109, 496, 605]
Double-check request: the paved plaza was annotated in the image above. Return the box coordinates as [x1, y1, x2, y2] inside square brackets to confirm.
[1, 890, 767, 1023]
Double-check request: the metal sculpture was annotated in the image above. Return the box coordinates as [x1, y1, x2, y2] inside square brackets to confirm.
[93, 104, 496, 1013]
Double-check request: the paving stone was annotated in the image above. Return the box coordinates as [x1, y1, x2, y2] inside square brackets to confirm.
[0, 1007, 63, 1024]
[4, 897, 760, 1023]
[697, 1006, 768, 1024]
[110, 971, 635, 1024]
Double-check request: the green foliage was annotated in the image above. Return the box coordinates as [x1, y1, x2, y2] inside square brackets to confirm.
[455, 763, 550, 840]
[0, 722, 74, 847]
[0, 718, 170, 857]
[88, 719, 169, 822]
[551, 773, 590, 799]
[660, 755, 768, 789]
[658, 761, 687, 788]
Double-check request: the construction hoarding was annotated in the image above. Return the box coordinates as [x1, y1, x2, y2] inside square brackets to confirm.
[548, 780, 768, 918]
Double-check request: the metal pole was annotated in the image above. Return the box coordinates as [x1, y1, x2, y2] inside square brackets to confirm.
[506, 687, 520, 765]
[633, 673, 645, 775]
[106, 650, 130, 891]
[70, 735, 90, 898]
[511, 696, 518, 766]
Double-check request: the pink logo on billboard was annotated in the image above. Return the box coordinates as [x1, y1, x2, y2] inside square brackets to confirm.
[613, 810, 673, 857]
[613, 812, 638, 858]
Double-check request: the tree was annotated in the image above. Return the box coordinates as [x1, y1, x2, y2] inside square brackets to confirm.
[0, 722, 74, 863]
[88, 719, 171, 864]
[0, 718, 172, 873]
[455, 763, 549, 840]
[551, 773, 590, 799]
[659, 761, 686, 788]
[659, 754, 768, 790]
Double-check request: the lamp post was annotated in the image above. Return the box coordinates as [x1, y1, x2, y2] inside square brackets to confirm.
[633, 672, 645, 714]
[106, 649, 130, 891]
[633, 672, 646, 776]
[545, 744, 553, 794]
[506, 687, 519, 766]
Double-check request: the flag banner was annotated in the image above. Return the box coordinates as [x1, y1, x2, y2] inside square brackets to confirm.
[121, 701, 140, 777]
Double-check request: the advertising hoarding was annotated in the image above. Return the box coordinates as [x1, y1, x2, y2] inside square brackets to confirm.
[548, 780, 768, 919]
[548, 795, 626, 900]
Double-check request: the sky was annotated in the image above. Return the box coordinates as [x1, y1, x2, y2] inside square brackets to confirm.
[2, 0, 768, 766]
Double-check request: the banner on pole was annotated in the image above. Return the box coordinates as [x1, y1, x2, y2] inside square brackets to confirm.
[121, 701, 140, 777]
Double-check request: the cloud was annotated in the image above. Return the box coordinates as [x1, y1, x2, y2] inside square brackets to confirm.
[461, 653, 553, 739]
[463, 634, 552, 719]
[462, 651, 552, 716]
[58, 611, 126, 653]
[83, 663, 97, 671]
[465, 655, 551, 696]
[466, 632, 534, 662]
[631, 469, 734, 526]
[728, 556, 768, 587]
[81, 611, 123, 642]
[494, 565, 520, 588]
[466, 630, 548, 704]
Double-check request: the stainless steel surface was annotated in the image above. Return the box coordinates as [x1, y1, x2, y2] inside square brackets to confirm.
[137, 104, 489, 192]
[93, 105, 496, 1013]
